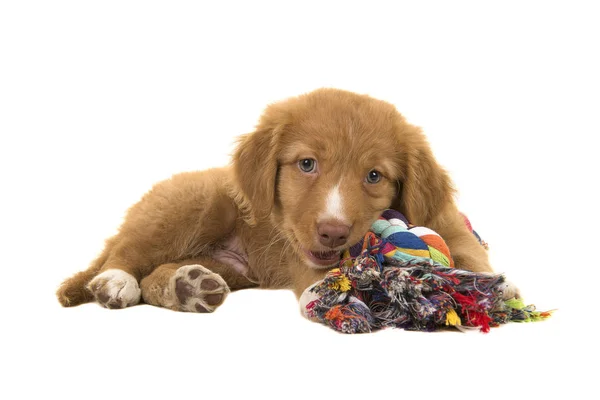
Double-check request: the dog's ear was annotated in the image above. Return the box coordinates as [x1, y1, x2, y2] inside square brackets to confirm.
[390, 122, 455, 227]
[232, 125, 282, 225]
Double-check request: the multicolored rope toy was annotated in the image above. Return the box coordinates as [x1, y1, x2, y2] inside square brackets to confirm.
[305, 210, 552, 334]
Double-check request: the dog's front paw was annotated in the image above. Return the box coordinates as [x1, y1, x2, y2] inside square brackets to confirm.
[171, 264, 230, 313]
[498, 279, 521, 300]
[299, 282, 322, 320]
[88, 269, 141, 309]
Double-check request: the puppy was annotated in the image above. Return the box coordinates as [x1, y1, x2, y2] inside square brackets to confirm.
[57, 88, 513, 315]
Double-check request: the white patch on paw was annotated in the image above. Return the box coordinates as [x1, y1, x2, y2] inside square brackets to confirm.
[480, 272, 521, 301]
[498, 279, 521, 300]
[88, 269, 141, 308]
[299, 282, 322, 320]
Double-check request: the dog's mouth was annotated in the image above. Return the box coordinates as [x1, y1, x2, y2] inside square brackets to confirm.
[303, 248, 342, 268]
[288, 228, 346, 269]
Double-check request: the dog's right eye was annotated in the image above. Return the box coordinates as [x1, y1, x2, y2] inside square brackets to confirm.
[298, 158, 317, 173]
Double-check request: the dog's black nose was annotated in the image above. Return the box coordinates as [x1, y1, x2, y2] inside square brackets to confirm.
[317, 221, 350, 248]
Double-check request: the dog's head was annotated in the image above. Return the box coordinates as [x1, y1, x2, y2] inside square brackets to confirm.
[233, 88, 454, 269]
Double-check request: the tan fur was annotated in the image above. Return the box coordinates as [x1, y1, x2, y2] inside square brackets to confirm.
[57, 88, 494, 312]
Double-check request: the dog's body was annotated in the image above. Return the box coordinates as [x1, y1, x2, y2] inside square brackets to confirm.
[58, 89, 511, 314]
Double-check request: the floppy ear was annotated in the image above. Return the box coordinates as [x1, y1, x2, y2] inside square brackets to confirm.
[391, 124, 456, 227]
[232, 126, 281, 225]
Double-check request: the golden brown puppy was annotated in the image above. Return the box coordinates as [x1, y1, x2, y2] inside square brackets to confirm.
[57, 88, 517, 314]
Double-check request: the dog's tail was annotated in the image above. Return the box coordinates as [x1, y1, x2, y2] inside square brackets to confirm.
[56, 239, 114, 307]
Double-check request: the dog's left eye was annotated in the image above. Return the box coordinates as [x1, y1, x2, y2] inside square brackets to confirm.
[366, 170, 381, 184]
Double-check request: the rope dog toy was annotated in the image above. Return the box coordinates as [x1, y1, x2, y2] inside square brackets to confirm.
[305, 210, 552, 333]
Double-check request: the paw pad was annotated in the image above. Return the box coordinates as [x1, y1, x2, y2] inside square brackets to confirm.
[172, 265, 230, 313]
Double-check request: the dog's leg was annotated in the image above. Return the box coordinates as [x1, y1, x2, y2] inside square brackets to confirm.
[59, 169, 246, 309]
[290, 266, 329, 319]
[434, 210, 521, 299]
[430, 209, 494, 273]
[140, 257, 256, 312]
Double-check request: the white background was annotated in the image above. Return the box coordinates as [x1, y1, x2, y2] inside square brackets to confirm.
[1, 1, 597, 399]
